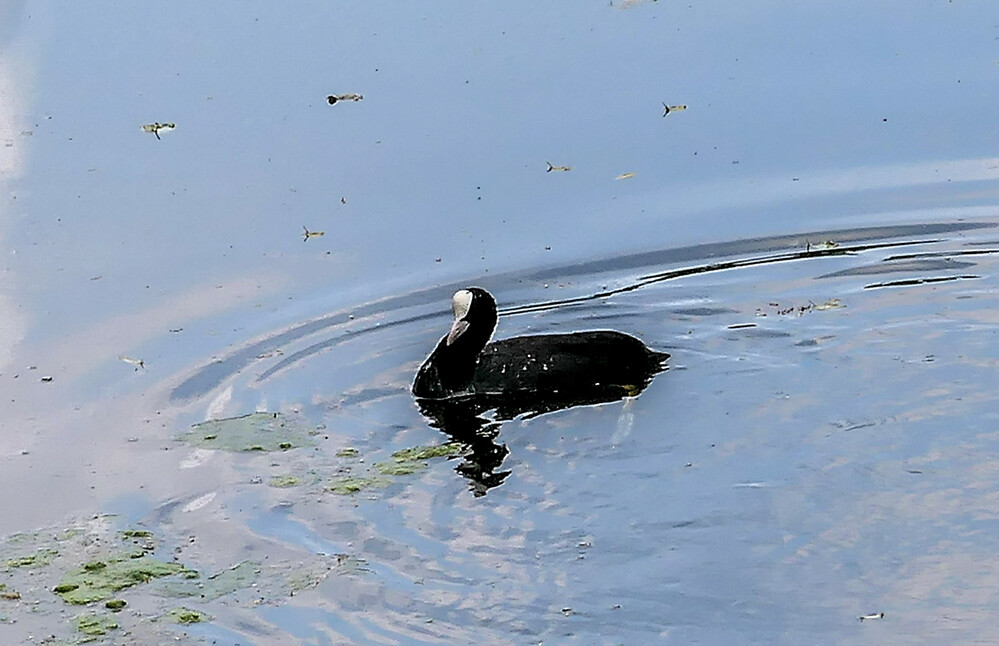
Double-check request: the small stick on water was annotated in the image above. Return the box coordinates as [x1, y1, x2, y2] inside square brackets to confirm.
[662, 102, 687, 117]
[118, 355, 145, 370]
[303, 226, 325, 242]
[546, 162, 572, 173]
[859, 612, 885, 622]
[327, 93, 363, 104]
[141, 122, 176, 140]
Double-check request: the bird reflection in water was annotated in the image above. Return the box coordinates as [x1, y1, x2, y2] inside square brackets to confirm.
[416, 379, 663, 496]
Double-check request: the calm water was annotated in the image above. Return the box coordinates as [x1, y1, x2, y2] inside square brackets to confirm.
[3, 2, 999, 644]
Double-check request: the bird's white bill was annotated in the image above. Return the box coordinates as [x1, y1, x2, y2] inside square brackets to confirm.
[452, 289, 472, 320]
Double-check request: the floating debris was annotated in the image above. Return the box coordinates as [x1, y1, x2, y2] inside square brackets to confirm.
[74, 612, 119, 637]
[806, 239, 840, 252]
[328, 475, 392, 495]
[178, 412, 319, 452]
[662, 102, 687, 117]
[546, 162, 572, 173]
[613, 0, 657, 8]
[327, 93, 363, 104]
[141, 122, 175, 140]
[167, 607, 211, 624]
[6, 548, 59, 568]
[118, 355, 145, 370]
[859, 612, 885, 621]
[813, 298, 843, 311]
[757, 299, 843, 317]
[302, 226, 325, 242]
[864, 274, 978, 290]
[391, 443, 464, 461]
[268, 475, 300, 488]
[54, 555, 195, 605]
[374, 460, 428, 476]
[615, 172, 636, 180]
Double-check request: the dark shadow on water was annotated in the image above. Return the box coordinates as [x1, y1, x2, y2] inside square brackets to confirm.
[416, 381, 661, 496]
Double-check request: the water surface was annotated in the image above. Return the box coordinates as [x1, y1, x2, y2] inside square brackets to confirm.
[2, 2, 999, 644]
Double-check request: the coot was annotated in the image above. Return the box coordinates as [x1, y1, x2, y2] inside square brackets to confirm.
[413, 287, 669, 400]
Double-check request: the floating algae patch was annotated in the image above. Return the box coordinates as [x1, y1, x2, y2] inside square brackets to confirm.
[392, 442, 464, 461]
[331, 442, 465, 492]
[166, 607, 210, 624]
[155, 557, 344, 605]
[6, 547, 59, 569]
[154, 560, 258, 601]
[328, 475, 392, 495]
[336, 447, 359, 457]
[374, 460, 428, 476]
[74, 612, 118, 637]
[374, 442, 465, 476]
[179, 412, 319, 452]
[268, 475, 300, 488]
[55, 555, 197, 605]
[329, 554, 371, 576]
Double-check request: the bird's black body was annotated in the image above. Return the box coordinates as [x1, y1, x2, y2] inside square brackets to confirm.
[413, 288, 668, 402]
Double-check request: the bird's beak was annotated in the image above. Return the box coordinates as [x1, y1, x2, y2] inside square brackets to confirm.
[446, 318, 469, 346]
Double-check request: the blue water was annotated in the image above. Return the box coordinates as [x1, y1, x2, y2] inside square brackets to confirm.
[2, 2, 999, 644]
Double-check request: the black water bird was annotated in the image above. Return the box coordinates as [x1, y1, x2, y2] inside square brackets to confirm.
[413, 287, 669, 405]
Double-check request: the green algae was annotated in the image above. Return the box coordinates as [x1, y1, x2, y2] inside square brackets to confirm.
[55, 555, 196, 605]
[391, 442, 464, 461]
[0, 583, 20, 600]
[336, 447, 359, 457]
[328, 475, 392, 495]
[6, 548, 59, 569]
[1, 517, 336, 643]
[373, 442, 464, 476]
[167, 606, 210, 624]
[74, 612, 118, 637]
[330, 442, 464, 492]
[155, 560, 258, 601]
[374, 460, 428, 476]
[178, 412, 319, 452]
[268, 475, 300, 488]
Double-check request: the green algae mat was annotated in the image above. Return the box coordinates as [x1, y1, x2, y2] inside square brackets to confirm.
[178, 411, 321, 452]
[0, 515, 362, 644]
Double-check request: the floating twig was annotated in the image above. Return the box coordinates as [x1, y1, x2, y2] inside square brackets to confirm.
[327, 93, 363, 105]
[118, 355, 146, 370]
[141, 122, 175, 140]
[662, 103, 687, 117]
[302, 226, 325, 242]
